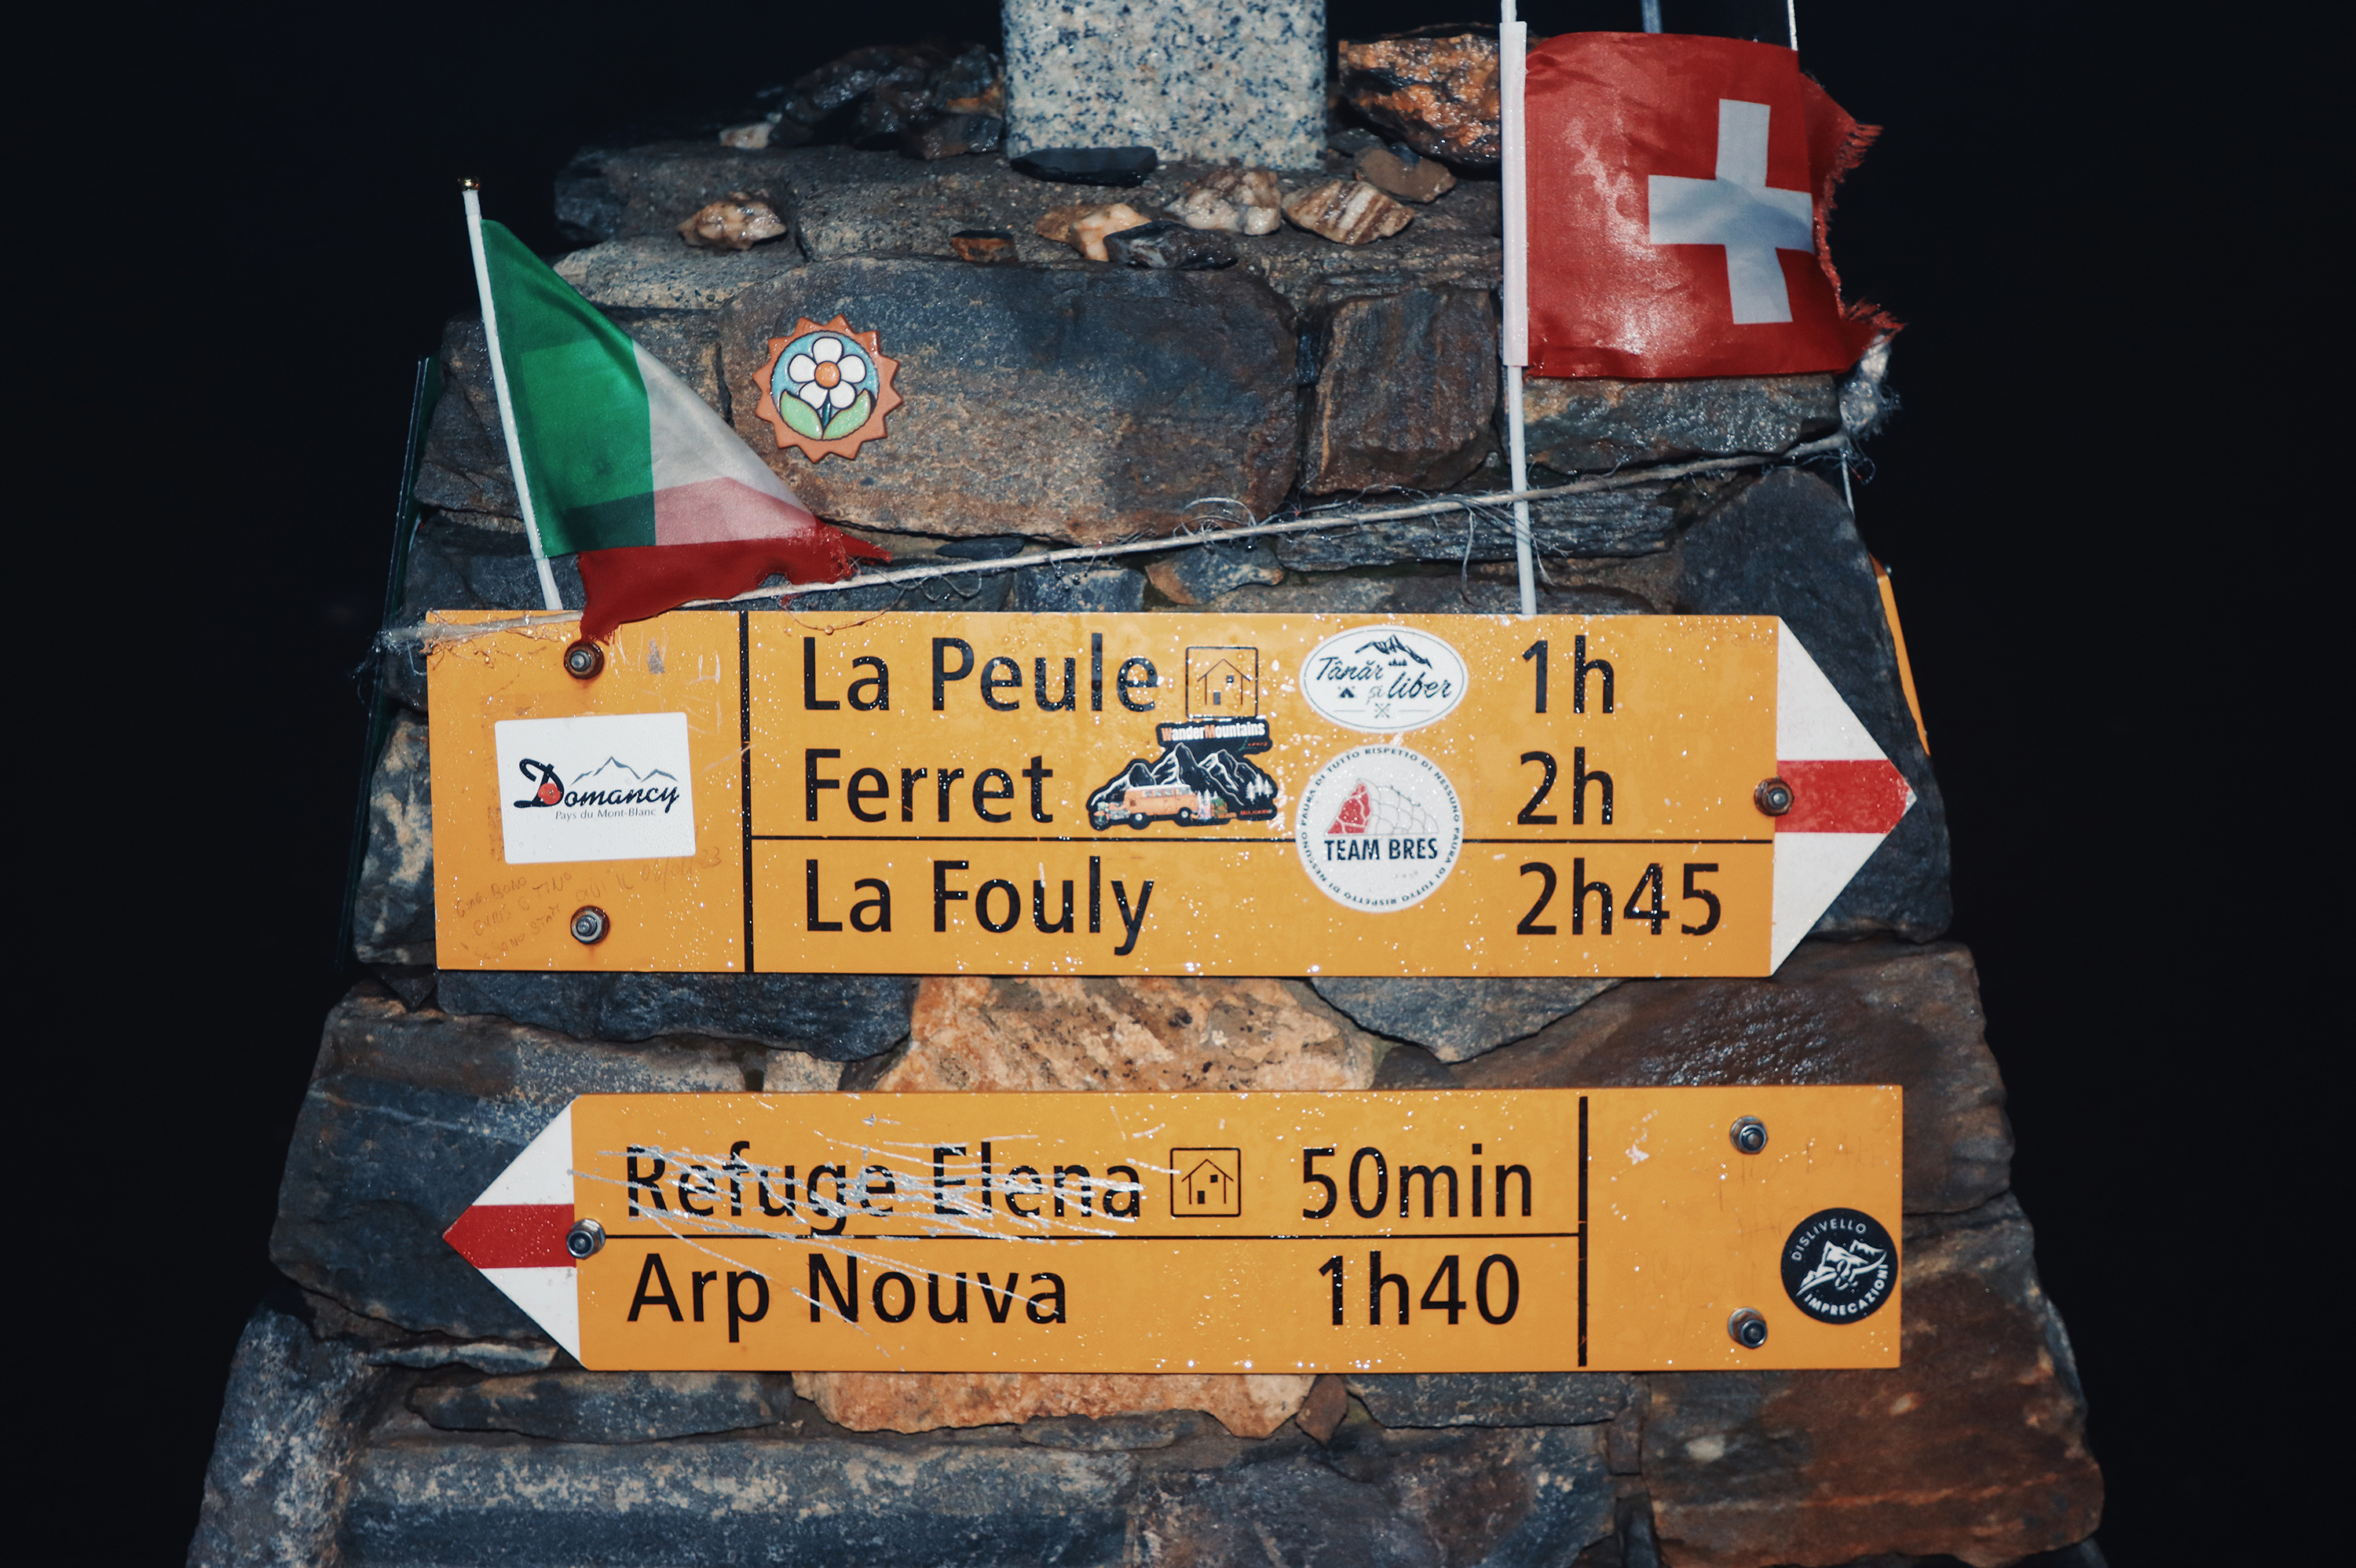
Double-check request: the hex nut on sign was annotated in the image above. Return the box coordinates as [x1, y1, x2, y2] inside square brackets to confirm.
[1754, 777, 1794, 816]
[563, 639, 605, 679]
[565, 1219, 605, 1259]
[1730, 1117, 1769, 1154]
[569, 905, 611, 945]
[1728, 1307, 1769, 1349]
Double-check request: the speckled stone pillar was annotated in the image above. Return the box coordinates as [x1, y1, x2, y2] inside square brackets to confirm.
[1003, 0, 1326, 167]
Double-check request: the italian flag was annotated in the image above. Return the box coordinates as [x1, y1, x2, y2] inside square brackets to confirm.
[464, 190, 885, 639]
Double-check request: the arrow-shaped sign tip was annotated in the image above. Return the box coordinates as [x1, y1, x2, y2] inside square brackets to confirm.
[442, 1102, 582, 1359]
[1771, 624, 1916, 970]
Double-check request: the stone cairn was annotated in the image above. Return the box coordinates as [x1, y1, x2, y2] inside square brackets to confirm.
[192, 16, 2103, 1566]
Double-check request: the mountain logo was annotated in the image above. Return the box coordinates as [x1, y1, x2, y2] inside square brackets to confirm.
[1299, 625, 1468, 732]
[1293, 745, 1463, 912]
[513, 755, 683, 814]
[1781, 1208, 1897, 1324]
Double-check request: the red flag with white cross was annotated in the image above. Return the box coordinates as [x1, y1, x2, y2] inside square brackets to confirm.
[1518, 32, 1891, 379]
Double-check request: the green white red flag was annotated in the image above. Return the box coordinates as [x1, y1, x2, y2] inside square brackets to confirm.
[463, 190, 885, 639]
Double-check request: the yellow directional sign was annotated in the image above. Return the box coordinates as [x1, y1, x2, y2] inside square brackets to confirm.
[443, 1086, 1902, 1372]
[427, 611, 1915, 978]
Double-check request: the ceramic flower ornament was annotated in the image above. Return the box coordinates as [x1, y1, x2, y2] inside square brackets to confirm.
[753, 316, 902, 461]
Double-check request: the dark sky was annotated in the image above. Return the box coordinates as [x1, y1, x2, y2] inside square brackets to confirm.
[36, 2, 2314, 1559]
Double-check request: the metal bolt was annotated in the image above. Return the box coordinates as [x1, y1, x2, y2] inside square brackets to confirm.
[569, 905, 611, 945]
[565, 1219, 605, 1259]
[1730, 1117, 1768, 1155]
[1729, 1307, 1769, 1349]
[563, 639, 605, 680]
[1754, 777, 1794, 816]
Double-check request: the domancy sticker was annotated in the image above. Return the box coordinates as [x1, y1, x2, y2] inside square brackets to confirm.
[495, 712, 697, 866]
[1298, 625, 1469, 733]
[1293, 744, 1463, 912]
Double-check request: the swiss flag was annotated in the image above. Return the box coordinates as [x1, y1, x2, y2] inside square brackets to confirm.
[1522, 33, 1891, 379]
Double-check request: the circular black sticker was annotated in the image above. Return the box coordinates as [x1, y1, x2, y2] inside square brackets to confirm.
[1781, 1208, 1897, 1324]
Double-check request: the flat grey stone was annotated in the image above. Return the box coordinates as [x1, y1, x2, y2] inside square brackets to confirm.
[187, 1298, 387, 1568]
[1134, 1455, 1443, 1568]
[272, 988, 753, 1338]
[1312, 976, 1620, 1064]
[1304, 287, 1498, 493]
[1146, 537, 1284, 603]
[1020, 1412, 1193, 1451]
[366, 1340, 558, 1375]
[1522, 371, 1840, 474]
[1346, 1372, 1637, 1429]
[554, 232, 803, 312]
[1324, 1424, 1615, 1568]
[1268, 486, 1681, 572]
[342, 1427, 1135, 1566]
[718, 257, 1297, 545]
[410, 1370, 794, 1444]
[1010, 145, 1159, 186]
[1004, 0, 1325, 167]
[437, 970, 915, 1060]
[351, 711, 434, 967]
[1673, 468, 1950, 938]
[562, 139, 1505, 316]
[1004, 563, 1148, 612]
[412, 320, 518, 518]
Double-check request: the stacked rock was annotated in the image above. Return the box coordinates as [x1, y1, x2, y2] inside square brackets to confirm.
[192, 33, 2104, 1568]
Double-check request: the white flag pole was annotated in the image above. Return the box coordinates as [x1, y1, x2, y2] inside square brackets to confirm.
[462, 181, 564, 612]
[1641, 1, 1663, 31]
[1787, 0, 1799, 50]
[1499, 4, 1536, 618]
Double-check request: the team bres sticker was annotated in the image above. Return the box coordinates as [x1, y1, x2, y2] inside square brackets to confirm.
[1781, 1208, 1897, 1324]
[494, 711, 697, 865]
[1299, 625, 1469, 732]
[1294, 745, 1464, 912]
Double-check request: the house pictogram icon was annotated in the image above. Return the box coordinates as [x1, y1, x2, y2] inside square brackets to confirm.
[1169, 1147, 1242, 1217]
[1185, 648, 1259, 719]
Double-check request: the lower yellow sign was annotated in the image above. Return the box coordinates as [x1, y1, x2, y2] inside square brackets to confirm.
[446, 1087, 1902, 1372]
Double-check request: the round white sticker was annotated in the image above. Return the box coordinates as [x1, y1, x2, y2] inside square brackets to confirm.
[1293, 745, 1464, 912]
[1298, 625, 1469, 733]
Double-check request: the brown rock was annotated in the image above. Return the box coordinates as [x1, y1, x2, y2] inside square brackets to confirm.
[1283, 178, 1415, 245]
[1337, 29, 1502, 167]
[1447, 939, 2012, 1215]
[879, 976, 1379, 1092]
[843, 979, 1371, 1438]
[1169, 167, 1284, 235]
[793, 1369, 1315, 1439]
[1304, 287, 1498, 493]
[1355, 145, 1458, 203]
[948, 227, 1019, 263]
[1297, 1372, 1350, 1443]
[676, 191, 789, 251]
[1033, 199, 1152, 261]
[1644, 1197, 2102, 1567]
[716, 119, 781, 150]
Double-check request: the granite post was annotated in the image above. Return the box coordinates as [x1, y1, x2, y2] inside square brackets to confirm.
[1002, 0, 1327, 167]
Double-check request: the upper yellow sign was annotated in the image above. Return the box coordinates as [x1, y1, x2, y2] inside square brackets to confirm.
[428, 610, 1909, 976]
